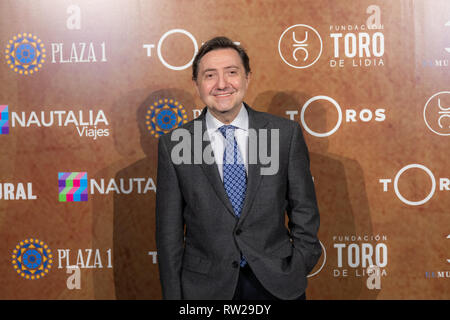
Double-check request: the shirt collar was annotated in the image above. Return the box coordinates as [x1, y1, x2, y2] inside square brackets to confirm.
[205, 103, 249, 132]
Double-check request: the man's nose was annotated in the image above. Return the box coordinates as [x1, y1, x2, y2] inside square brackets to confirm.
[216, 73, 228, 89]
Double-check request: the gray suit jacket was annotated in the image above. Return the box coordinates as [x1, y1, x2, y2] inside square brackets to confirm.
[156, 103, 321, 299]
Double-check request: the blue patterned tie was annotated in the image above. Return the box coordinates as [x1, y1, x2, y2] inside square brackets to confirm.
[218, 125, 247, 267]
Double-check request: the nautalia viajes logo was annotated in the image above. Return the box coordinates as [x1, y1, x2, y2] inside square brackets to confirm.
[58, 172, 88, 202]
[0, 105, 8, 134]
[0, 105, 110, 139]
[58, 172, 157, 202]
[4, 33, 46, 75]
[11, 238, 53, 280]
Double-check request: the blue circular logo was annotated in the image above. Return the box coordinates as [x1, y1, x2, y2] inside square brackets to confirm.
[146, 98, 189, 138]
[11, 238, 53, 280]
[5, 33, 46, 75]
[22, 249, 43, 269]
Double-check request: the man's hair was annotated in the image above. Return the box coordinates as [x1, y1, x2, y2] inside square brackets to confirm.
[192, 36, 251, 81]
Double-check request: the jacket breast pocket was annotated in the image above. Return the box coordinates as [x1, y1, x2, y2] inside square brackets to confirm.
[182, 253, 212, 275]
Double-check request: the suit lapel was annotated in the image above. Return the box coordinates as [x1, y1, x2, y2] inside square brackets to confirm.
[238, 103, 268, 224]
[192, 104, 269, 220]
[191, 108, 236, 217]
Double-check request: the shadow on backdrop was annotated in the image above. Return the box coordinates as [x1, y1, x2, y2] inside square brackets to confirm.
[253, 91, 377, 300]
[92, 88, 195, 299]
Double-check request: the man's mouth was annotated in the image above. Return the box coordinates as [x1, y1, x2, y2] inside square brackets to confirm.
[214, 92, 234, 97]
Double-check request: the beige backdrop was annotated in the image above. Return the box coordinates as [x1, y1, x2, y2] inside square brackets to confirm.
[0, 0, 449, 299]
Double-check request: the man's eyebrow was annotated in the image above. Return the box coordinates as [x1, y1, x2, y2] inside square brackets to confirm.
[202, 68, 217, 74]
[202, 65, 240, 74]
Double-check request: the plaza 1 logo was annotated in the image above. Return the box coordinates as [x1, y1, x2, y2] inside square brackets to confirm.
[379, 164, 450, 206]
[425, 234, 450, 280]
[146, 98, 189, 138]
[2, 105, 109, 140]
[11, 238, 53, 280]
[423, 91, 450, 136]
[3, 7, 108, 75]
[52, 5, 107, 65]
[57, 248, 112, 270]
[279, 5, 385, 69]
[285, 95, 386, 137]
[4, 33, 107, 75]
[4, 33, 46, 75]
[333, 235, 388, 279]
[142, 29, 241, 71]
[11, 238, 112, 289]
[58, 172, 156, 202]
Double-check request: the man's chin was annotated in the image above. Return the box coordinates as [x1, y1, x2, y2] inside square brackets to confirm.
[206, 103, 243, 123]
[217, 108, 233, 114]
[210, 104, 235, 113]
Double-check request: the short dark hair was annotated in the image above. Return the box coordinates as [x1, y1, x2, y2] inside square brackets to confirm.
[192, 36, 251, 81]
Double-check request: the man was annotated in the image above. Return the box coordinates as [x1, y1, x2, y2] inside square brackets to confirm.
[156, 36, 321, 300]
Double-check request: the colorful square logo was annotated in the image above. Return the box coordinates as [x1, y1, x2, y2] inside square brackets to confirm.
[0, 105, 9, 135]
[58, 172, 88, 202]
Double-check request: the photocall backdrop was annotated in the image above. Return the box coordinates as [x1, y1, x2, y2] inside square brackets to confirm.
[0, 0, 448, 300]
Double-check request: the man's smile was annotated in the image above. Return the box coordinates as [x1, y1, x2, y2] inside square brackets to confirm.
[213, 90, 236, 98]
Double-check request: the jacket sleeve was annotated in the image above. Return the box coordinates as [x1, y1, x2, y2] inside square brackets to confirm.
[286, 121, 322, 274]
[155, 135, 185, 299]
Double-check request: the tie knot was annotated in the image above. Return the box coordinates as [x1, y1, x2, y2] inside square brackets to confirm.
[218, 125, 236, 139]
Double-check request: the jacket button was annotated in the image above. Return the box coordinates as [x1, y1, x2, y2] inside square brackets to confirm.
[232, 261, 239, 268]
[235, 229, 242, 235]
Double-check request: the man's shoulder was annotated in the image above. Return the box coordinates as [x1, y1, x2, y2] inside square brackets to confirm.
[249, 107, 299, 130]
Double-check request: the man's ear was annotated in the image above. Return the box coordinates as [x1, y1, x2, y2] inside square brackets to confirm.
[245, 71, 251, 88]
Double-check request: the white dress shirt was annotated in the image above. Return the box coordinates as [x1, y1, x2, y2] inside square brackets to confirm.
[205, 104, 249, 181]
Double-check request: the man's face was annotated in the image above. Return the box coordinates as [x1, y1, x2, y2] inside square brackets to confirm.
[194, 48, 250, 122]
